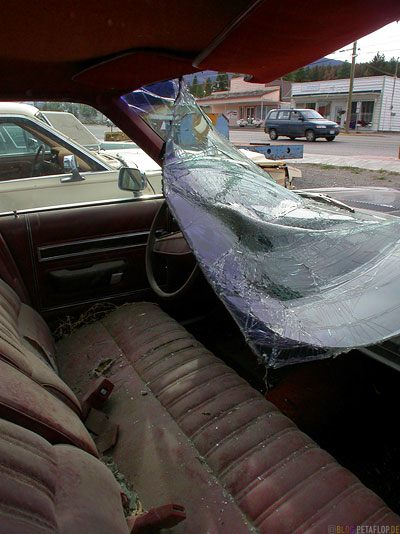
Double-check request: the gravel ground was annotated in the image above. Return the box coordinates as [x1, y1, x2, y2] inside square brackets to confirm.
[292, 163, 400, 190]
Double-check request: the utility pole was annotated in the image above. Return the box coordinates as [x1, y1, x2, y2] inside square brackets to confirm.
[344, 41, 358, 133]
[390, 58, 399, 130]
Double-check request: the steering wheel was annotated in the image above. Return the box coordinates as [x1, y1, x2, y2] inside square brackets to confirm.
[31, 144, 45, 176]
[146, 200, 199, 299]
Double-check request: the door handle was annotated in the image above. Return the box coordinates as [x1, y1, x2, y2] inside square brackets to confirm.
[49, 260, 126, 291]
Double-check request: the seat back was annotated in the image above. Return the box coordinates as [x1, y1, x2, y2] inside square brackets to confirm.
[0, 418, 129, 534]
[0, 360, 97, 456]
[0, 278, 81, 415]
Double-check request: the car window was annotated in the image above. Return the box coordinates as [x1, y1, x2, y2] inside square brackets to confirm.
[268, 111, 278, 120]
[0, 111, 162, 213]
[277, 110, 290, 120]
[0, 117, 105, 181]
[0, 123, 50, 156]
[290, 111, 302, 121]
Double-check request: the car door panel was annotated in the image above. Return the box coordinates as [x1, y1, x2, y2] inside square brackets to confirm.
[0, 170, 136, 213]
[0, 197, 164, 314]
[288, 111, 304, 137]
[276, 110, 290, 136]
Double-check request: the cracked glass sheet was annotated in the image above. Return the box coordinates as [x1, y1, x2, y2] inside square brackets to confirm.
[122, 80, 179, 139]
[125, 82, 400, 368]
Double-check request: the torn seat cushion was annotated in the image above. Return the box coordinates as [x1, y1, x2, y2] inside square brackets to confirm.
[0, 418, 129, 534]
[56, 303, 400, 534]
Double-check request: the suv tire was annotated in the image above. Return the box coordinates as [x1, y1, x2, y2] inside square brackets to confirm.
[305, 129, 316, 142]
[269, 129, 278, 140]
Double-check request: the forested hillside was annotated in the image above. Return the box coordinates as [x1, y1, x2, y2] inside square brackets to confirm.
[283, 53, 398, 82]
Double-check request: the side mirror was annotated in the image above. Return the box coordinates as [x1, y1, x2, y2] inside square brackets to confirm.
[61, 154, 85, 183]
[298, 116, 305, 121]
[118, 167, 147, 192]
[63, 154, 78, 172]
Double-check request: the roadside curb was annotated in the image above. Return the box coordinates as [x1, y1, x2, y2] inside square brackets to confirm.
[289, 154, 400, 173]
[339, 132, 385, 137]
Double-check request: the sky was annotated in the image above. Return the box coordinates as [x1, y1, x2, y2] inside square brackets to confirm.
[326, 21, 400, 64]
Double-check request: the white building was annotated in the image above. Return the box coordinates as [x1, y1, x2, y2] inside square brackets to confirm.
[291, 76, 400, 132]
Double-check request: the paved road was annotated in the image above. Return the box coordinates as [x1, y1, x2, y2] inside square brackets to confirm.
[89, 124, 400, 158]
[88, 123, 400, 172]
[230, 129, 400, 159]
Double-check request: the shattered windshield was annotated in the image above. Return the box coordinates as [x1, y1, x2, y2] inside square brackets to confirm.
[123, 81, 400, 368]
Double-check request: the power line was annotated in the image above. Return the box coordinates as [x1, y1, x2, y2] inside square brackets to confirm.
[352, 40, 400, 50]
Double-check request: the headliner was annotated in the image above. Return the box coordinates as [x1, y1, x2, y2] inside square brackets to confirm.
[1, 0, 399, 103]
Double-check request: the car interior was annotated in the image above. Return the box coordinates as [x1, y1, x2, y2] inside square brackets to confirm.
[1, 1, 400, 533]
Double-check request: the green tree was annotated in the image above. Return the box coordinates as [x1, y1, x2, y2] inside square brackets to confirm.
[220, 72, 229, 90]
[323, 66, 335, 80]
[283, 71, 296, 81]
[197, 84, 205, 98]
[189, 75, 205, 98]
[214, 72, 229, 91]
[294, 67, 308, 82]
[387, 57, 399, 76]
[204, 77, 213, 96]
[365, 52, 387, 76]
[79, 104, 97, 121]
[336, 60, 351, 79]
[39, 102, 65, 111]
[190, 75, 199, 97]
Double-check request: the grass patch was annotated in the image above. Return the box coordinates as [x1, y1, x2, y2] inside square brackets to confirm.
[306, 163, 364, 173]
[305, 163, 400, 176]
[375, 169, 400, 178]
[336, 165, 361, 173]
[320, 164, 335, 170]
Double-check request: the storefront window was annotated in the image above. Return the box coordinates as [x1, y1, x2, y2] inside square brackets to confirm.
[246, 107, 255, 119]
[350, 101, 374, 128]
[361, 101, 374, 126]
[317, 102, 330, 118]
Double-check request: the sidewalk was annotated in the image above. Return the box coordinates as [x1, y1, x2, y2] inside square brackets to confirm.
[288, 154, 400, 173]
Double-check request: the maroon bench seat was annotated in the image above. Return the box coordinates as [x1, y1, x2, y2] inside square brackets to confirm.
[57, 302, 400, 534]
[0, 418, 129, 534]
[0, 279, 81, 416]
